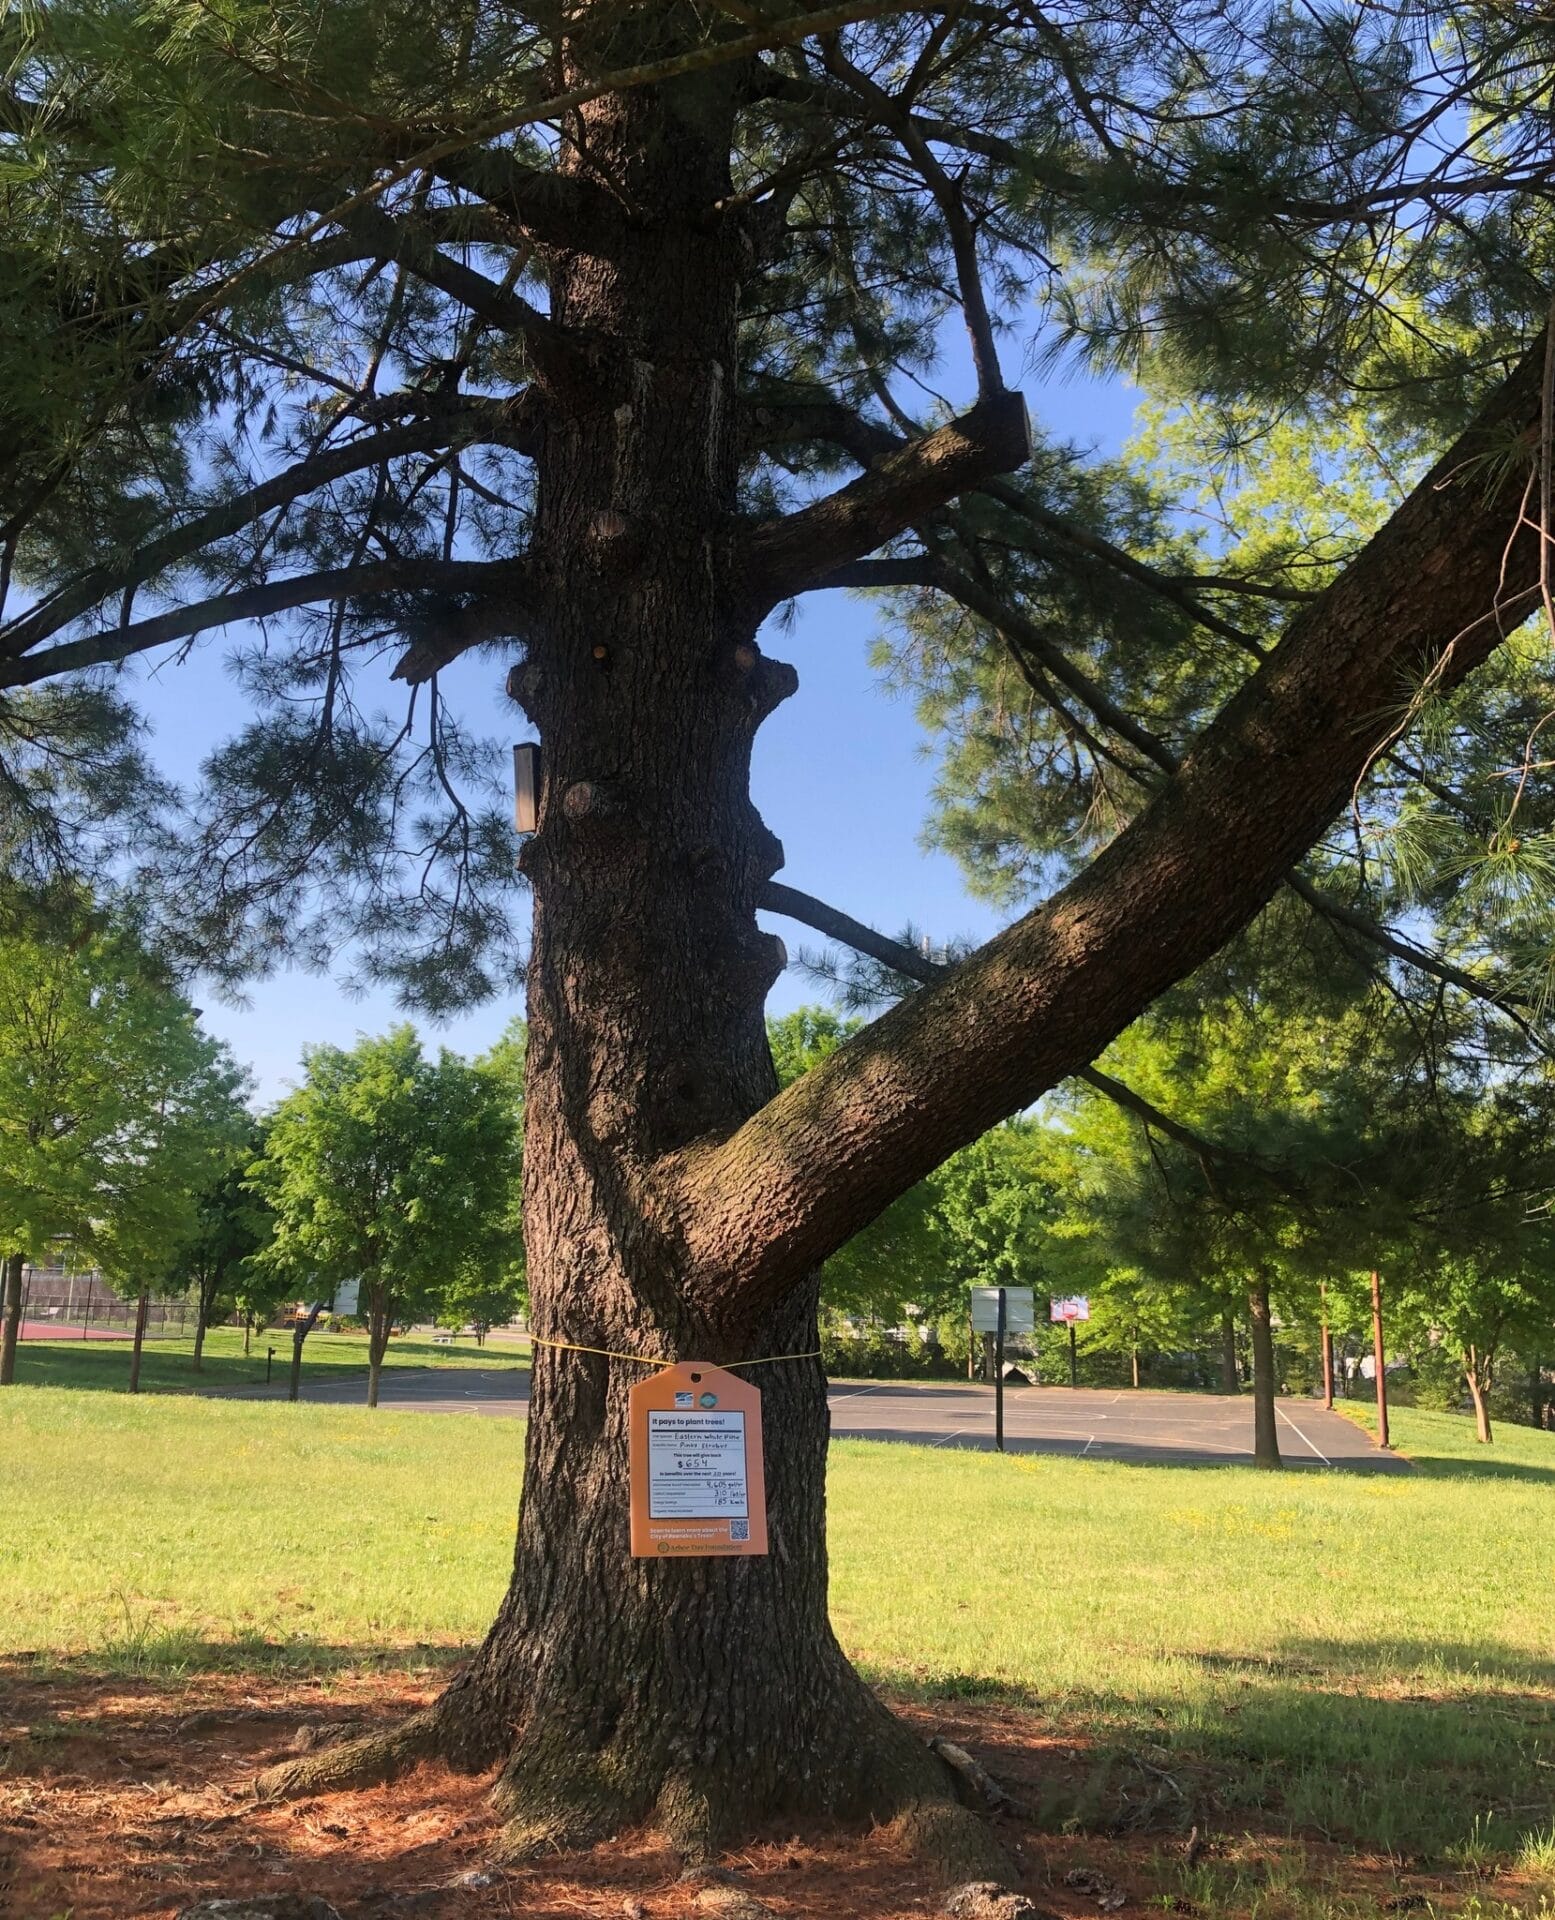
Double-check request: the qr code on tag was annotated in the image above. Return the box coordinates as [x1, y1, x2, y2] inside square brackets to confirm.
[729, 1518, 750, 1542]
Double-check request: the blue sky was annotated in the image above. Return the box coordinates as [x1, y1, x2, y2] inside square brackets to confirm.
[138, 368, 1141, 1102]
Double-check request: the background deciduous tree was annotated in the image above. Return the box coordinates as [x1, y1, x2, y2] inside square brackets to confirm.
[0, 893, 247, 1384]
[251, 1026, 517, 1406]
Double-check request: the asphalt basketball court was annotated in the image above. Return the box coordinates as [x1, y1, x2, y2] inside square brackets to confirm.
[227, 1365, 1408, 1471]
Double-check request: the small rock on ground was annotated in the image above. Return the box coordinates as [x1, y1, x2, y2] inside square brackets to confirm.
[176, 1898, 342, 1920]
[943, 1881, 1053, 1920]
[691, 1887, 776, 1918]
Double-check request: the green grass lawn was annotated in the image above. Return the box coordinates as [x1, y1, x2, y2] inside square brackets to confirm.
[3, 1389, 1553, 1909]
[6, 1322, 526, 1394]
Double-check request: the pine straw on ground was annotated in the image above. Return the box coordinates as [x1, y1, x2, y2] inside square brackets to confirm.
[0, 1662, 1539, 1920]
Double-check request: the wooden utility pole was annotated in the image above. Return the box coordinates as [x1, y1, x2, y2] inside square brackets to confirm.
[1370, 1269, 1389, 1450]
[1320, 1282, 1334, 1411]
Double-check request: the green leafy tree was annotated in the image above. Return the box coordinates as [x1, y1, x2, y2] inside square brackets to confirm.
[251, 1027, 517, 1406]
[163, 1128, 273, 1368]
[436, 1017, 528, 1341]
[0, 895, 248, 1383]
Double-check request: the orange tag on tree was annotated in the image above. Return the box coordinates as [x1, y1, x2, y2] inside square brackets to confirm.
[628, 1362, 768, 1558]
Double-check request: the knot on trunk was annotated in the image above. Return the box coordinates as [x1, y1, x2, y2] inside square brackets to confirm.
[751, 820, 784, 880]
[587, 508, 648, 571]
[737, 928, 786, 993]
[732, 645, 798, 722]
[506, 661, 543, 718]
[563, 779, 626, 826]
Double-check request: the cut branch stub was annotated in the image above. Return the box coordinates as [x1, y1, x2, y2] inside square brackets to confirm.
[562, 778, 625, 825]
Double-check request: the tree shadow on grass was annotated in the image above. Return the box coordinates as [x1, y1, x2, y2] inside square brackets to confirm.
[1394, 1452, 1555, 1486]
[1, 1637, 472, 1683]
[885, 1644, 1555, 1868]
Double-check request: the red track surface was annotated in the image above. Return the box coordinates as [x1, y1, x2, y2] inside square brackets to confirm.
[17, 1321, 130, 1341]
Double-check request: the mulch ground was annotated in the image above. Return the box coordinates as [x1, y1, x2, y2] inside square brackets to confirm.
[0, 1663, 1500, 1919]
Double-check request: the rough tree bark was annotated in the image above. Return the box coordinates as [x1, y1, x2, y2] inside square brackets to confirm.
[258, 47, 1008, 1875]
[0, 1252, 23, 1385]
[1247, 1279, 1281, 1470]
[192, 1264, 222, 1372]
[252, 48, 1546, 1873]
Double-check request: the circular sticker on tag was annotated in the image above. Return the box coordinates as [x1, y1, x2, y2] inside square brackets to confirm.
[698, 1392, 718, 1408]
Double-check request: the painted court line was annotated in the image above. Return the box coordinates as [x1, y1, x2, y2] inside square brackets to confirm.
[1276, 1404, 1331, 1465]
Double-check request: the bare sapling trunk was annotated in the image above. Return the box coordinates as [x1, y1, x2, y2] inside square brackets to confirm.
[1464, 1346, 1493, 1444]
[192, 1267, 220, 1371]
[1220, 1312, 1239, 1395]
[366, 1288, 392, 1409]
[128, 1290, 150, 1393]
[1248, 1279, 1281, 1470]
[0, 1252, 24, 1385]
[288, 1302, 323, 1402]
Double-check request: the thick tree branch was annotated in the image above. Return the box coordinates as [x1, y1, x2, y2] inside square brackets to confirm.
[0, 557, 532, 688]
[671, 337, 1548, 1326]
[757, 880, 1290, 1187]
[0, 401, 538, 662]
[426, 151, 625, 253]
[743, 391, 1031, 610]
[746, 390, 1265, 652]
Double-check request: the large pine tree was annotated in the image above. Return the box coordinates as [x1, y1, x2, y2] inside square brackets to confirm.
[3, 0, 1554, 1869]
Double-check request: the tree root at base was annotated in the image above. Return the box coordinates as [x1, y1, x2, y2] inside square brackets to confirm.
[248, 1688, 1016, 1894]
[888, 1796, 1018, 1888]
[253, 1706, 445, 1802]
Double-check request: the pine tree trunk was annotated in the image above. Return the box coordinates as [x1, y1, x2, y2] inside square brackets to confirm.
[1220, 1312, 1239, 1394]
[0, 1252, 24, 1385]
[1248, 1279, 1281, 1470]
[256, 49, 985, 1867]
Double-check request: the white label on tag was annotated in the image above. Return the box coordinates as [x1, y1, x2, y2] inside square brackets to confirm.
[647, 1410, 748, 1519]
